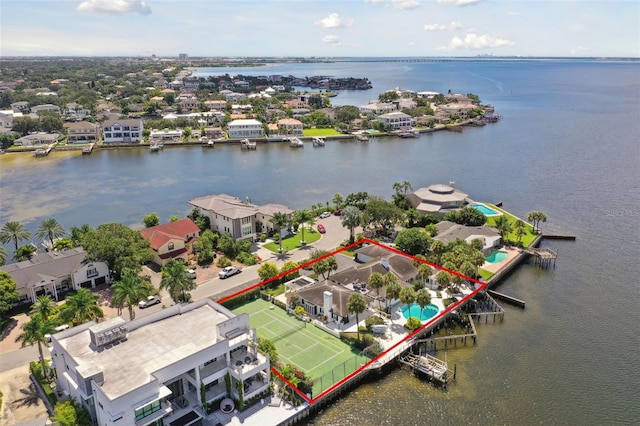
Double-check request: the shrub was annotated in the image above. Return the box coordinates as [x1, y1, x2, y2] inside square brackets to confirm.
[217, 257, 232, 268]
[364, 315, 385, 329]
[259, 234, 267, 243]
[404, 316, 422, 331]
[237, 252, 258, 266]
[197, 249, 214, 266]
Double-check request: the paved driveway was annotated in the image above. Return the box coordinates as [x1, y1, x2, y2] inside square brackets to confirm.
[0, 366, 48, 424]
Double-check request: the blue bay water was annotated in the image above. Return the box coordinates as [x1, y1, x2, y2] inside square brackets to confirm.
[1, 59, 639, 425]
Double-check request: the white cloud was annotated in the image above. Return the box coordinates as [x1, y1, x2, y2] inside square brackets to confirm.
[442, 33, 515, 50]
[393, 0, 421, 10]
[437, 0, 482, 6]
[316, 13, 352, 30]
[366, 0, 388, 3]
[424, 21, 463, 31]
[506, 10, 520, 17]
[77, 0, 151, 16]
[322, 35, 341, 45]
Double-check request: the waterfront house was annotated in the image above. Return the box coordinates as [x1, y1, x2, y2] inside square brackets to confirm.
[204, 127, 224, 139]
[149, 128, 182, 142]
[1, 247, 110, 305]
[407, 183, 469, 215]
[0, 109, 21, 129]
[31, 104, 61, 115]
[66, 121, 99, 143]
[140, 218, 200, 267]
[359, 102, 396, 115]
[438, 103, 475, 119]
[276, 118, 303, 136]
[227, 119, 264, 139]
[376, 112, 415, 130]
[14, 132, 60, 146]
[50, 299, 270, 426]
[256, 204, 294, 234]
[433, 221, 502, 256]
[102, 118, 143, 143]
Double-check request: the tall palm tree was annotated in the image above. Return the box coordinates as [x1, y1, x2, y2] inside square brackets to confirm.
[0, 221, 31, 252]
[384, 273, 401, 311]
[111, 271, 151, 320]
[493, 216, 513, 243]
[514, 219, 526, 245]
[418, 264, 433, 287]
[30, 295, 58, 321]
[270, 212, 289, 253]
[15, 315, 55, 380]
[368, 272, 384, 309]
[59, 288, 104, 326]
[160, 260, 196, 304]
[415, 288, 431, 317]
[346, 292, 367, 342]
[341, 206, 362, 243]
[0, 246, 7, 266]
[399, 287, 416, 318]
[13, 244, 36, 261]
[294, 209, 312, 245]
[35, 218, 66, 248]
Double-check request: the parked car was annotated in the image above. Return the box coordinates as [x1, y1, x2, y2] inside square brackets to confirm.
[139, 295, 161, 309]
[317, 224, 326, 234]
[187, 268, 197, 279]
[333, 209, 343, 216]
[219, 266, 242, 279]
[319, 211, 331, 219]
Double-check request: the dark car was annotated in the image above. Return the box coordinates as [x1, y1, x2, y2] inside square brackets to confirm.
[333, 209, 343, 216]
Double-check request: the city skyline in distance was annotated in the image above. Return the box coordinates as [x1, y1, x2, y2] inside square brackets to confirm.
[1, 0, 639, 58]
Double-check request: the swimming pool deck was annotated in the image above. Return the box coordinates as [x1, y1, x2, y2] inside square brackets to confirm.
[481, 247, 522, 274]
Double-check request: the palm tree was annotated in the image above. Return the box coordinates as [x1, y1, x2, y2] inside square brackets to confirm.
[30, 295, 58, 321]
[160, 260, 196, 304]
[368, 272, 384, 309]
[399, 287, 416, 317]
[0, 246, 6, 266]
[14, 244, 36, 261]
[527, 211, 547, 233]
[0, 221, 31, 252]
[384, 273, 401, 311]
[341, 206, 362, 244]
[514, 219, 526, 245]
[293, 209, 312, 245]
[418, 264, 433, 287]
[494, 216, 513, 243]
[415, 288, 431, 317]
[15, 315, 55, 380]
[346, 292, 367, 342]
[111, 270, 151, 320]
[436, 270, 451, 290]
[35, 218, 66, 248]
[59, 288, 104, 326]
[270, 212, 289, 253]
[332, 193, 343, 210]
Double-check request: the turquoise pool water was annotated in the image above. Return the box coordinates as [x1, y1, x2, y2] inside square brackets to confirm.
[471, 203, 500, 216]
[486, 250, 508, 263]
[401, 303, 439, 321]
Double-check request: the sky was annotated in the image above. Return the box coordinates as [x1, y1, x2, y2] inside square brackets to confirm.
[1, 0, 639, 57]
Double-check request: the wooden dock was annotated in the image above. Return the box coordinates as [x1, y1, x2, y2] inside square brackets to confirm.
[399, 352, 454, 385]
[82, 143, 95, 155]
[524, 247, 558, 268]
[542, 233, 576, 240]
[487, 290, 525, 309]
[34, 145, 54, 157]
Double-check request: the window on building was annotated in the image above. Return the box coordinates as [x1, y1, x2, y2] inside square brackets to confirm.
[86, 268, 98, 278]
[134, 400, 161, 421]
[168, 242, 174, 250]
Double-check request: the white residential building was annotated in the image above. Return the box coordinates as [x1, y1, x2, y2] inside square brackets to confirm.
[51, 300, 270, 426]
[376, 112, 415, 129]
[227, 119, 264, 139]
[359, 102, 396, 115]
[102, 118, 143, 143]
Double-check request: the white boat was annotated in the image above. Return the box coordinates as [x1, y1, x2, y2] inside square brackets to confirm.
[149, 142, 163, 152]
[289, 137, 304, 148]
[312, 137, 325, 146]
[240, 139, 257, 150]
[355, 134, 369, 141]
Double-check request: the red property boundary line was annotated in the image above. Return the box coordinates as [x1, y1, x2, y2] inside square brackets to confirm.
[218, 238, 487, 405]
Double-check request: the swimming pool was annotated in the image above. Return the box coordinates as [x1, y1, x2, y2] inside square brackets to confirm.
[471, 203, 501, 216]
[401, 303, 439, 321]
[486, 250, 508, 263]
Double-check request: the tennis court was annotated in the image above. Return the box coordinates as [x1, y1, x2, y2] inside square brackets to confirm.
[233, 299, 371, 390]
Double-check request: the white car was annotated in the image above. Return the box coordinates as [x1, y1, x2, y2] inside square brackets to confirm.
[139, 295, 161, 308]
[219, 266, 242, 279]
[319, 211, 331, 219]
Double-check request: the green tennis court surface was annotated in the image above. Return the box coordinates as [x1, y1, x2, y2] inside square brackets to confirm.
[233, 298, 371, 394]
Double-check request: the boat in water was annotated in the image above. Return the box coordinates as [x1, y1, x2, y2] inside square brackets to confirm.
[355, 134, 369, 141]
[149, 142, 163, 152]
[241, 139, 257, 150]
[289, 137, 304, 148]
[312, 137, 325, 146]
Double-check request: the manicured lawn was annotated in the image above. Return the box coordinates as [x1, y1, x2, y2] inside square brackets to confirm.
[302, 128, 343, 137]
[484, 203, 538, 248]
[478, 268, 494, 281]
[263, 227, 322, 253]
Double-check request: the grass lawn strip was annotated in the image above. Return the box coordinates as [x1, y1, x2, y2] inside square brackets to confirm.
[485, 203, 537, 248]
[263, 228, 322, 253]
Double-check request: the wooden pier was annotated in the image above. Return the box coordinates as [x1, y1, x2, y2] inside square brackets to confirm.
[487, 290, 525, 309]
[399, 352, 454, 386]
[542, 233, 576, 240]
[525, 247, 558, 268]
[82, 143, 95, 155]
[34, 145, 54, 157]
[468, 293, 505, 323]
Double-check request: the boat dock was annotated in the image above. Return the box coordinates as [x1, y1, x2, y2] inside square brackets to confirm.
[82, 143, 95, 155]
[399, 352, 454, 385]
[541, 233, 576, 240]
[487, 290, 525, 309]
[524, 247, 558, 268]
[34, 145, 54, 157]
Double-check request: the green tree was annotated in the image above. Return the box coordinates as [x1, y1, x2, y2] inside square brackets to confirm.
[257, 337, 279, 365]
[334, 105, 361, 123]
[394, 228, 431, 255]
[514, 219, 526, 245]
[15, 315, 55, 379]
[0, 271, 20, 316]
[70, 224, 92, 246]
[258, 262, 279, 282]
[527, 211, 547, 233]
[0, 221, 31, 252]
[415, 288, 431, 315]
[80, 223, 154, 280]
[347, 292, 367, 342]
[280, 260, 300, 280]
[425, 223, 439, 237]
[30, 295, 58, 321]
[35, 218, 66, 248]
[436, 270, 452, 289]
[293, 209, 312, 245]
[384, 273, 401, 310]
[312, 255, 338, 280]
[341, 205, 362, 243]
[52, 238, 74, 251]
[368, 272, 384, 309]
[160, 260, 195, 304]
[364, 196, 403, 235]
[0, 246, 6, 266]
[217, 233, 238, 259]
[111, 270, 152, 320]
[493, 215, 513, 243]
[14, 244, 36, 261]
[143, 212, 160, 228]
[392, 180, 412, 210]
[270, 212, 289, 254]
[52, 400, 77, 426]
[399, 287, 416, 316]
[59, 288, 104, 326]
[182, 127, 192, 141]
[418, 263, 434, 286]
[378, 90, 399, 102]
[332, 193, 344, 210]
[170, 215, 180, 222]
